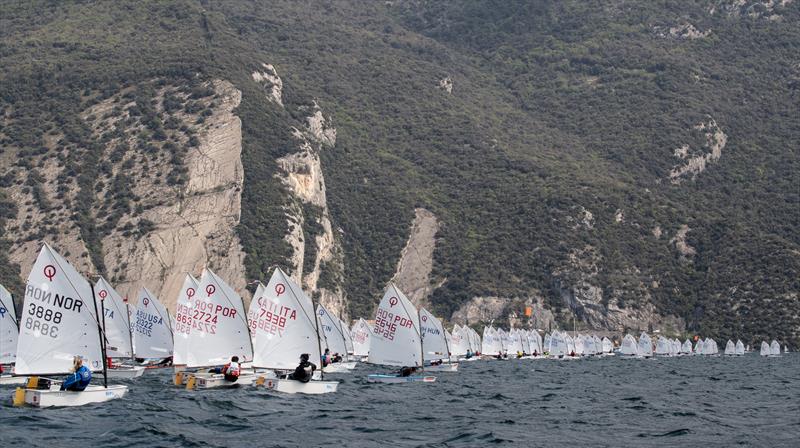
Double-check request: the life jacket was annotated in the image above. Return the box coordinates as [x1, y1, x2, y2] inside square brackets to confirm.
[224, 362, 240, 377]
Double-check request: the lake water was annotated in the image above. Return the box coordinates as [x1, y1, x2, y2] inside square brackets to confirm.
[2, 354, 798, 447]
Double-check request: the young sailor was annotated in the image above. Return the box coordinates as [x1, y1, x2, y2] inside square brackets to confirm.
[209, 356, 241, 382]
[60, 356, 92, 392]
[288, 353, 316, 383]
[321, 348, 332, 367]
[399, 366, 420, 377]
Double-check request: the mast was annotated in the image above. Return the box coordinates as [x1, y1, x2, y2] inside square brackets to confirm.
[91, 280, 109, 388]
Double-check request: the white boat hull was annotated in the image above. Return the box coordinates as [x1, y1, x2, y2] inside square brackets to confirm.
[322, 362, 357, 373]
[103, 366, 146, 379]
[257, 377, 338, 394]
[0, 375, 28, 385]
[425, 363, 459, 372]
[18, 384, 127, 408]
[189, 373, 256, 389]
[366, 374, 437, 383]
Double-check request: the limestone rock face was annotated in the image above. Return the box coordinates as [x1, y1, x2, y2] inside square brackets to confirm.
[391, 208, 439, 308]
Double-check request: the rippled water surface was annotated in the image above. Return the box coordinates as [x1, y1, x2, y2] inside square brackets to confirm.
[2, 354, 799, 447]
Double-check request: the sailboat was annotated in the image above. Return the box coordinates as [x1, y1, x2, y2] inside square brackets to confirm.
[340, 317, 355, 359]
[317, 303, 356, 373]
[704, 338, 719, 356]
[351, 318, 372, 360]
[759, 341, 770, 356]
[0, 284, 25, 385]
[419, 308, 457, 372]
[366, 284, 436, 383]
[94, 278, 144, 378]
[182, 269, 255, 389]
[252, 268, 338, 394]
[619, 334, 638, 357]
[638, 332, 653, 358]
[482, 326, 502, 358]
[132, 287, 173, 365]
[12, 243, 127, 407]
[173, 273, 200, 373]
[784, 345, 789, 354]
[724, 340, 735, 356]
[735, 340, 745, 356]
[769, 340, 781, 357]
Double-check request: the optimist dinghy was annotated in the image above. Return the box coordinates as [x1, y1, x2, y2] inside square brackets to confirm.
[252, 268, 338, 394]
[420, 308, 458, 372]
[94, 277, 145, 379]
[181, 269, 255, 390]
[0, 284, 25, 385]
[12, 243, 127, 407]
[366, 284, 436, 383]
[318, 303, 356, 373]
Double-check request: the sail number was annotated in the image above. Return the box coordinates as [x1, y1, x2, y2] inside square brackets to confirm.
[25, 304, 62, 338]
[374, 308, 413, 341]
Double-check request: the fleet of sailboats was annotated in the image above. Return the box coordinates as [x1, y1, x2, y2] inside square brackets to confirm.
[0, 243, 792, 407]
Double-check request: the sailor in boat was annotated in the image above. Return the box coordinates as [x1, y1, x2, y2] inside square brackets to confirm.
[516, 351, 523, 359]
[332, 352, 343, 363]
[60, 356, 92, 392]
[532, 349, 539, 357]
[288, 353, 316, 383]
[399, 366, 420, 377]
[321, 348, 332, 367]
[157, 356, 173, 367]
[465, 349, 473, 359]
[209, 356, 241, 382]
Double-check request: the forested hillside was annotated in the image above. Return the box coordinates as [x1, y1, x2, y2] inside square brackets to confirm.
[0, 0, 797, 345]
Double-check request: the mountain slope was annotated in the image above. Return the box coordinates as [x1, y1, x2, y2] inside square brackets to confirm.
[0, 0, 797, 345]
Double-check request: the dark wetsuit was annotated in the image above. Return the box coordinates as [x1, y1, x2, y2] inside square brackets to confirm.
[289, 361, 316, 383]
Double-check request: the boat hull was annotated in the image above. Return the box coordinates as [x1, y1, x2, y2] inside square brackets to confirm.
[0, 375, 28, 385]
[189, 373, 256, 389]
[322, 362, 357, 373]
[103, 366, 146, 379]
[366, 374, 437, 383]
[425, 363, 459, 372]
[19, 384, 127, 408]
[257, 377, 338, 394]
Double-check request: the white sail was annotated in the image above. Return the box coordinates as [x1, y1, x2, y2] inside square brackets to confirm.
[246, 282, 266, 334]
[368, 284, 422, 367]
[760, 341, 770, 356]
[770, 340, 780, 355]
[253, 268, 320, 370]
[520, 331, 531, 354]
[724, 340, 735, 355]
[620, 334, 638, 356]
[95, 277, 133, 359]
[173, 274, 199, 366]
[351, 318, 372, 357]
[0, 284, 18, 364]
[450, 324, 468, 357]
[133, 288, 173, 359]
[681, 339, 692, 354]
[317, 303, 347, 356]
[482, 326, 501, 355]
[469, 327, 481, 353]
[638, 333, 653, 357]
[703, 338, 718, 355]
[15, 244, 103, 374]
[601, 337, 613, 353]
[655, 336, 671, 355]
[420, 308, 448, 362]
[735, 340, 744, 355]
[185, 269, 252, 368]
[341, 318, 355, 355]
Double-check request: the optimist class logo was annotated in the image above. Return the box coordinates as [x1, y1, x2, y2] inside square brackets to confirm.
[206, 285, 216, 297]
[98, 290, 108, 300]
[43, 265, 56, 281]
[421, 315, 427, 322]
[143, 297, 150, 307]
[187, 288, 195, 298]
[275, 283, 285, 296]
[389, 297, 398, 307]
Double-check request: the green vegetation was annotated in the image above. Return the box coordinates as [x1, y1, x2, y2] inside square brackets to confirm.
[0, 1, 796, 345]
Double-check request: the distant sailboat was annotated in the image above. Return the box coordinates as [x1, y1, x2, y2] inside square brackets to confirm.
[769, 340, 781, 357]
[420, 308, 457, 371]
[133, 288, 173, 363]
[735, 340, 745, 356]
[724, 340, 735, 356]
[760, 341, 770, 356]
[94, 278, 143, 378]
[351, 318, 372, 359]
[638, 333, 653, 358]
[0, 284, 24, 385]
